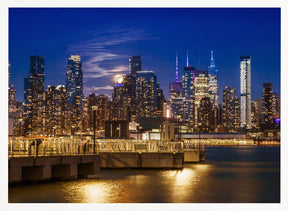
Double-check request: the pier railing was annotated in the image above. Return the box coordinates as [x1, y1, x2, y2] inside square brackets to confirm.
[8, 138, 203, 157]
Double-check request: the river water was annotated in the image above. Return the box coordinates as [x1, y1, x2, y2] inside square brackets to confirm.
[8, 146, 280, 203]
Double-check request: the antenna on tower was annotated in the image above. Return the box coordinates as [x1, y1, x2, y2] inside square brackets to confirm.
[175, 51, 179, 82]
[186, 50, 189, 67]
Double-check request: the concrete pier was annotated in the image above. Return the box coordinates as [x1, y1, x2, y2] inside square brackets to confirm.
[9, 155, 101, 183]
[184, 150, 205, 162]
[100, 152, 184, 169]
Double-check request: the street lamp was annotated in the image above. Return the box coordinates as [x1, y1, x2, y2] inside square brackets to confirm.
[198, 123, 202, 150]
[177, 115, 181, 142]
[92, 105, 98, 154]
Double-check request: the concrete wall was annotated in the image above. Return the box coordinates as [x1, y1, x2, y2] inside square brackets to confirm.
[184, 150, 200, 162]
[9, 152, 188, 183]
[100, 152, 183, 169]
[183, 150, 206, 162]
[9, 155, 101, 183]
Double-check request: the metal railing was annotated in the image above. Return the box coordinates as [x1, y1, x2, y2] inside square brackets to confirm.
[8, 138, 202, 157]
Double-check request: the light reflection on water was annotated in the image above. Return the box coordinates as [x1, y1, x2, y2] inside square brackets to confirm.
[9, 146, 280, 203]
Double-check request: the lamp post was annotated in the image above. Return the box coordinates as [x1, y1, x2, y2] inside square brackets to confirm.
[177, 115, 181, 142]
[198, 123, 202, 150]
[92, 105, 98, 154]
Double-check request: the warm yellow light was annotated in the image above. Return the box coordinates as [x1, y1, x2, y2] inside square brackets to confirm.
[114, 74, 124, 84]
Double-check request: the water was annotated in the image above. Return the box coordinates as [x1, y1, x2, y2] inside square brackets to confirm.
[8, 146, 280, 203]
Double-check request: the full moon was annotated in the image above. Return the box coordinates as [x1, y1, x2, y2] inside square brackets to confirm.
[114, 74, 124, 84]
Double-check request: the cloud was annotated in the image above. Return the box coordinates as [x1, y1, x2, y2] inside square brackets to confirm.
[68, 25, 155, 97]
[84, 64, 128, 79]
[83, 85, 114, 96]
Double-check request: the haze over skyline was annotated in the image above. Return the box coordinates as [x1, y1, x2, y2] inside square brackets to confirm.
[9, 8, 280, 102]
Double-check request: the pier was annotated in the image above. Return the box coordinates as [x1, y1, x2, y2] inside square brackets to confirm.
[8, 138, 205, 183]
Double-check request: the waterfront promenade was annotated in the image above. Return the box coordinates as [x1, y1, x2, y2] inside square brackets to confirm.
[9, 138, 199, 183]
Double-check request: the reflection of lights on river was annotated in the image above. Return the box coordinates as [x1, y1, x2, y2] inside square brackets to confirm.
[79, 182, 111, 203]
[175, 169, 195, 186]
[164, 164, 211, 202]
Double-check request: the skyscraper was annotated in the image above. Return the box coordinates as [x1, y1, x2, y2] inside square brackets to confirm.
[182, 66, 195, 125]
[208, 51, 219, 106]
[169, 52, 183, 118]
[240, 55, 251, 129]
[156, 83, 165, 117]
[66, 55, 83, 133]
[88, 93, 109, 133]
[198, 97, 211, 132]
[136, 71, 157, 117]
[113, 74, 127, 120]
[129, 55, 141, 76]
[123, 73, 137, 121]
[251, 100, 261, 129]
[44, 85, 69, 136]
[44, 85, 57, 136]
[194, 69, 210, 127]
[181, 52, 195, 126]
[272, 92, 280, 119]
[262, 83, 273, 124]
[222, 86, 240, 132]
[23, 56, 45, 136]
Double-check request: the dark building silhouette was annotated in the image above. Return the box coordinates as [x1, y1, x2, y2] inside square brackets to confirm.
[105, 120, 129, 138]
[129, 55, 141, 76]
[262, 83, 273, 124]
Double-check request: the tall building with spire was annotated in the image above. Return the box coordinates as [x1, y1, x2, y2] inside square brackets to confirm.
[240, 55, 251, 129]
[169, 51, 183, 118]
[208, 51, 219, 106]
[182, 51, 195, 126]
[66, 55, 83, 133]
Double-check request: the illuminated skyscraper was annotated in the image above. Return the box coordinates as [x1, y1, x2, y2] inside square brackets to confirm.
[113, 74, 127, 120]
[88, 93, 109, 133]
[81, 97, 89, 134]
[223, 86, 240, 132]
[251, 100, 262, 128]
[262, 83, 273, 124]
[194, 69, 210, 127]
[66, 55, 83, 132]
[136, 71, 157, 117]
[181, 52, 195, 126]
[123, 73, 137, 121]
[169, 52, 183, 118]
[182, 66, 195, 125]
[156, 83, 165, 117]
[44, 85, 69, 136]
[44, 85, 57, 136]
[9, 85, 17, 112]
[240, 55, 251, 128]
[198, 97, 211, 132]
[23, 56, 45, 136]
[208, 51, 219, 106]
[129, 55, 141, 76]
[9, 62, 23, 136]
[272, 92, 280, 119]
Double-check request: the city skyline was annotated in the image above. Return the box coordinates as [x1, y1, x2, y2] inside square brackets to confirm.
[9, 8, 280, 103]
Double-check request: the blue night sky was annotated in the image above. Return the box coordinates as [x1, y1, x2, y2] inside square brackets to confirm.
[9, 8, 280, 103]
